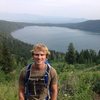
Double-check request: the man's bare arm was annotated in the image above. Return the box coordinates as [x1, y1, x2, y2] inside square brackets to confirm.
[50, 84, 58, 100]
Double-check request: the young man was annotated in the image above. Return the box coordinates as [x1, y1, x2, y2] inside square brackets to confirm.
[19, 43, 58, 100]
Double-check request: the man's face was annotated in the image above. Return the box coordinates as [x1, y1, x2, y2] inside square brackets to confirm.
[33, 51, 46, 65]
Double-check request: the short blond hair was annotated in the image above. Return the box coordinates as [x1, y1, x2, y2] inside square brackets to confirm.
[31, 43, 50, 56]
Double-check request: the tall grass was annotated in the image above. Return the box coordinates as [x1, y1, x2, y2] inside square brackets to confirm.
[0, 66, 20, 100]
[0, 63, 100, 100]
[53, 63, 100, 100]
[0, 82, 18, 100]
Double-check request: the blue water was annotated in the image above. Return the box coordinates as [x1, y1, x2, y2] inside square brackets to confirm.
[11, 26, 100, 53]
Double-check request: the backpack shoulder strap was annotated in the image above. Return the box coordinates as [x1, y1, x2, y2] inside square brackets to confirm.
[24, 64, 32, 100]
[24, 64, 32, 85]
[45, 63, 52, 100]
[47, 63, 51, 72]
[44, 63, 51, 84]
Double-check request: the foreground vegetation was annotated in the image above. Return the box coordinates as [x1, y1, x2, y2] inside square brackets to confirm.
[0, 62, 100, 100]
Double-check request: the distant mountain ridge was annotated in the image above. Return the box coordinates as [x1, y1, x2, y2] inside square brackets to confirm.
[0, 13, 86, 23]
[57, 20, 100, 33]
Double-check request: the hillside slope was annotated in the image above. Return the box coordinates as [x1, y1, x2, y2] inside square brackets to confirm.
[0, 20, 35, 34]
[57, 20, 100, 33]
[0, 20, 34, 60]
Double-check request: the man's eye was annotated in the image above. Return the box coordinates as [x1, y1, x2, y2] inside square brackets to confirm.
[41, 54, 44, 56]
[34, 54, 45, 56]
[34, 54, 39, 56]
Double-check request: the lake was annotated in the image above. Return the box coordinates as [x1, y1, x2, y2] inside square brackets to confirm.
[11, 26, 100, 53]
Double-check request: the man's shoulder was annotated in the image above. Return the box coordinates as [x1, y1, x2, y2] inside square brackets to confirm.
[48, 66, 57, 77]
[49, 66, 56, 72]
[49, 66, 58, 84]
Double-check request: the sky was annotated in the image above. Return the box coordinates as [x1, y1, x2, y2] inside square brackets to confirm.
[0, 0, 100, 19]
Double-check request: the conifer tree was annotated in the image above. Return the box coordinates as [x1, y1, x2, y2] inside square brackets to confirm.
[78, 50, 85, 63]
[97, 50, 100, 64]
[65, 43, 76, 64]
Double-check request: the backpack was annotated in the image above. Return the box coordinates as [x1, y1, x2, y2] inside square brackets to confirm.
[24, 63, 51, 100]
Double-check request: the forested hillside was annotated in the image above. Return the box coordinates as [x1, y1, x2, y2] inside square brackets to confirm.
[0, 20, 34, 65]
[56, 20, 100, 33]
[0, 20, 35, 34]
